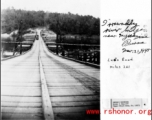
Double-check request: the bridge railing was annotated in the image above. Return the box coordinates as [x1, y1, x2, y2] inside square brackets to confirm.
[1, 41, 34, 58]
[1, 33, 39, 58]
[43, 41, 100, 65]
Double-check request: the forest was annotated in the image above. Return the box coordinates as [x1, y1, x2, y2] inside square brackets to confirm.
[1, 8, 100, 36]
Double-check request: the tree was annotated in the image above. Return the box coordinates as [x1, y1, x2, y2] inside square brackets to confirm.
[2, 8, 100, 36]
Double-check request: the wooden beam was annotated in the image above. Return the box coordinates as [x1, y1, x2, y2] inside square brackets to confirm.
[39, 55, 54, 120]
[45, 42, 100, 47]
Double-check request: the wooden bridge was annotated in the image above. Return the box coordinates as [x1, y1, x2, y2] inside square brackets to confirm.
[1, 30, 100, 120]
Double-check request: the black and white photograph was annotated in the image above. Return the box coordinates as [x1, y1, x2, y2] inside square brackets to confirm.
[1, 0, 100, 120]
[1, 0, 151, 120]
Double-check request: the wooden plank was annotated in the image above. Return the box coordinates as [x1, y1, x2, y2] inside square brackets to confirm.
[39, 56, 54, 120]
[49, 93, 99, 97]
[3, 118, 44, 120]
[47, 83, 99, 86]
[48, 86, 91, 90]
[53, 106, 100, 113]
[44, 69, 73, 72]
[48, 88, 95, 96]
[45, 42, 100, 47]
[2, 69, 39, 72]
[2, 113, 44, 119]
[55, 113, 86, 120]
[2, 102, 42, 108]
[2, 86, 40, 88]
[1, 75, 40, 82]
[2, 66, 39, 69]
[1, 96, 42, 103]
[50, 96, 99, 102]
[1, 86, 41, 90]
[45, 79, 78, 83]
[2, 74, 40, 78]
[47, 83, 82, 86]
[45, 74, 76, 79]
[2, 101, 99, 108]
[1, 87, 41, 96]
[47, 86, 99, 89]
[44, 71, 97, 75]
[54, 112, 100, 120]
[2, 83, 40, 87]
[1, 80, 41, 83]
[47, 86, 96, 90]
[2, 107, 43, 114]
[52, 101, 99, 107]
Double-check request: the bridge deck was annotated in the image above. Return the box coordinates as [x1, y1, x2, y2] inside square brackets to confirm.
[1, 30, 100, 120]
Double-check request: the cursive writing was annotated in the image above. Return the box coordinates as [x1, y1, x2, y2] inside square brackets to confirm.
[122, 39, 145, 47]
[102, 19, 139, 27]
[102, 19, 150, 51]
[103, 34, 116, 37]
[103, 28, 121, 33]
[119, 33, 149, 41]
[122, 48, 151, 54]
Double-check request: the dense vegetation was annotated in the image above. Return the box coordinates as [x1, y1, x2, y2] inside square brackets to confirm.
[1, 8, 100, 36]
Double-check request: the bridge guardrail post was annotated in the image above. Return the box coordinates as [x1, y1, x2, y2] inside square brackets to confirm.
[56, 44, 58, 55]
[97, 51, 99, 64]
[84, 51, 87, 62]
[93, 52, 95, 63]
[67, 49, 69, 57]
[61, 47, 65, 56]
[20, 42, 22, 54]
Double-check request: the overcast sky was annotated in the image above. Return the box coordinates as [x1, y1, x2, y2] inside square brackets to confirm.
[1, 0, 100, 18]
